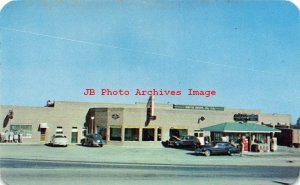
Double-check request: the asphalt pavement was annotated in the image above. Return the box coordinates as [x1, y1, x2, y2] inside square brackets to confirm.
[0, 144, 299, 185]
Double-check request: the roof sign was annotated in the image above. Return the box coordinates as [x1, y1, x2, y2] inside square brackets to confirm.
[173, 104, 224, 111]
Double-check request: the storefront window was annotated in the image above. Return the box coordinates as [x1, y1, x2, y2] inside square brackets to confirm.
[125, 128, 139, 141]
[110, 127, 121, 141]
[10, 125, 32, 138]
[212, 132, 222, 141]
[142, 128, 154, 141]
[228, 133, 240, 143]
[254, 133, 266, 144]
[170, 129, 188, 138]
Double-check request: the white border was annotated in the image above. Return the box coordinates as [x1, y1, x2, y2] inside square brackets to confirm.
[0, 0, 14, 12]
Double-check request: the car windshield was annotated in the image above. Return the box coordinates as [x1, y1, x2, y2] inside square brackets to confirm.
[205, 142, 216, 146]
[170, 136, 180, 141]
[90, 134, 102, 139]
[180, 136, 193, 140]
[215, 143, 226, 148]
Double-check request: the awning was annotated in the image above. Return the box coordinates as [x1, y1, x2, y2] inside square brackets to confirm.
[39, 123, 49, 129]
[202, 122, 281, 133]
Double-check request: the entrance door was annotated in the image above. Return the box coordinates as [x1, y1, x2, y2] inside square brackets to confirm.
[40, 128, 47, 142]
[71, 127, 78, 143]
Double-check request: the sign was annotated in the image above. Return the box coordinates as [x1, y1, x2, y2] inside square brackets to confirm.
[234, 113, 259, 122]
[145, 96, 156, 126]
[173, 104, 224, 111]
[112, 114, 120, 120]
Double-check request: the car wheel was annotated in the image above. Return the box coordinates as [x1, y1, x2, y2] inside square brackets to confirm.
[204, 150, 211, 156]
[227, 150, 232, 156]
[99, 144, 103, 147]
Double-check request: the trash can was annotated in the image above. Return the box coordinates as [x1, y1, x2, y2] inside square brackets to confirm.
[271, 137, 277, 152]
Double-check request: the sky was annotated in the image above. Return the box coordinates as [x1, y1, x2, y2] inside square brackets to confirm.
[0, 0, 299, 123]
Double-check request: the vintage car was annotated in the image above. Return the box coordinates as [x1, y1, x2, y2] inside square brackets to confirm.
[195, 141, 240, 156]
[50, 134, 68, 147]
[162, 135, 197, 148]
[81, 134, 105, 147]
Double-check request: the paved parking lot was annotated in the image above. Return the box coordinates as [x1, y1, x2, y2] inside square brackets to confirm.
[0, 144, 299, 185]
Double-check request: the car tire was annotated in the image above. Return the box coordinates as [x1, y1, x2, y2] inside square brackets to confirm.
[99, 144, 103, 147]
[227, 150, 232, 156]
[204, 150, 211, 156]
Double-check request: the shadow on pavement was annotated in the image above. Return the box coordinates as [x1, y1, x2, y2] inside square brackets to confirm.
[44, 143, 67, 147]
[161, 142, 196, 151]
[272, 180, 290, 185]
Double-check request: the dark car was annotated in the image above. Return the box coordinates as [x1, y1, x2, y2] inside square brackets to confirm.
[81, 134, 105, 147]
[163, 135, 197, 148]
[162, 136, 181, 147]
[195, 141, 240, 156]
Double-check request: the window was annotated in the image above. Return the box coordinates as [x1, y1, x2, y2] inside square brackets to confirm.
[228, 133, 240, 143]
[110, 127, 121, 141]
[125, 128, 139, 141]
[142, 128, 154, 141]
[157, 128, 161, 141]
[254, 134, 267, 144]
[71, 127, 78, 143]
[82, 127, 87, 137]
[212, 132, 222, 141]
[10, 125, 32, 138]
[56, 126, 63, 134]
[170, 129, 188, 138]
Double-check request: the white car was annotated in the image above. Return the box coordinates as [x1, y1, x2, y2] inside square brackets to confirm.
[50, 134, 68, 147]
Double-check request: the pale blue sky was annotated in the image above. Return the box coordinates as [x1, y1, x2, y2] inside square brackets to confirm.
[0, 0, 299, 123]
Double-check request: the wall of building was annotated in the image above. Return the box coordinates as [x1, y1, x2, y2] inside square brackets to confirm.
[259, 113, 291, 126]
[0, 101, 292, 145]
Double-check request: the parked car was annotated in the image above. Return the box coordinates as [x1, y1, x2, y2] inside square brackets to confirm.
[195, 141, 240, 156]
[163, 135, 197, 148]
[50, 134, 68, 147]
[81, 134, 105, 147]
[162, 136, 181, 147]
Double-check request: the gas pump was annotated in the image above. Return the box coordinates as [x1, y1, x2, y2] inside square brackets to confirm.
[241, 136, 249, 151]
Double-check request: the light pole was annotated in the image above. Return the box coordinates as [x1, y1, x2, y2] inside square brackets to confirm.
[91, 116, 95, 134]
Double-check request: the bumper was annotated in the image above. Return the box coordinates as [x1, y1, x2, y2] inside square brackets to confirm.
[195, 149, 206, 154]
[53, 142, 68, 146]
[92, 142, 104, 147]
